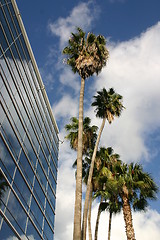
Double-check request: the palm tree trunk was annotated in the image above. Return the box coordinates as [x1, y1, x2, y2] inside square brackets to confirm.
[122, 192, 136, 240]
[82, 118, 106, 240]
[88, 185, 93, 240]
[108, 211, 112, 240]
[73, 77, 85, 240]
[94, 197, 103, 240]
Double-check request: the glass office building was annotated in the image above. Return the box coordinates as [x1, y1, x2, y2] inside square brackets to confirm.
[0, 0, 59, 239]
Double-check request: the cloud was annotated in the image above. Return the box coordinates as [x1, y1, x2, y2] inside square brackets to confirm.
[59, 67, 80, 92]
[40, 67, 55, 91]
[48, 1, 100, 48]
[46, 1, 100, 95]
[91, 22, 160, 163]
[54, 22, 160, 240]
[89, 205, 160, 240]
[52, 94, 79, 123]
[54, 144, 76, 240]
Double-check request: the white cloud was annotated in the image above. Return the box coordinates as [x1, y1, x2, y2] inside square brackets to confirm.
[40, 67, 55, 91]
[52, 94, 78, 122]
[54, 22, 160, 240]
[59, 67, 80, 92]
[55, 186, 160, 240]
[47, 1, 100, 104]
[91, 22, 160, 163]
[54, 150, 75, 240]
[89, 205, 160, 240]
[48, 1, 100, 48]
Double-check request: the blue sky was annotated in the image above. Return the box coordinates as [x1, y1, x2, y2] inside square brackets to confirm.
[17, 0, 160, 239]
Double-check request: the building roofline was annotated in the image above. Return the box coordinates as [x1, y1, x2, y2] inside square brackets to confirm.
[11, 0, 59, 134]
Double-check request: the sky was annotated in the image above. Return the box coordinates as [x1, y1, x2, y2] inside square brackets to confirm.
[16, 0, 160, 239]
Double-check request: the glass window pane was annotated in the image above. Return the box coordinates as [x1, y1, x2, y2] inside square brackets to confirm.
[0, 25, 8, 52]
[0, 216, 18, 240]
[5, 190, 27, 235]
[43, 219, 54, 240]
[47, 184, 55, 211]
[14, 168, 31, 210]
[9, 4, 21, 35]
[33, 178, 45, 209]
[30, 196, 43, 233]
[23, 135, 37, 168]
[36, 163, 47, 192]
[0, 135, 16, 181]
[26, 218, 41, 240]
[45, 200, 55, 227]
[1, 121, 21, 161]
[19, 151, 34, 189]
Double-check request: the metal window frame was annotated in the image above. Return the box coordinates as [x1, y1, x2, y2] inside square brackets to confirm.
[10, 0, 59, 136]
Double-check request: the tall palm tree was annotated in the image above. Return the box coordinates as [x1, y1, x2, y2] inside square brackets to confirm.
[66, 118, 98, 239]
[73, 150, 96, 240]
[63, 28, 109, 240]
[66, 117, 97, 240]
[82, 88, 124, 240]
[115, 162, 158, 240]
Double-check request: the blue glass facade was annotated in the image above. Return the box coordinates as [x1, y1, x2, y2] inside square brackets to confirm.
[0, 0, 59, 239]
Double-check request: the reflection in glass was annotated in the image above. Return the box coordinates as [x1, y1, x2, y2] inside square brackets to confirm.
[0, 1, 58, 239]
[43, 219, 53, 240]
[0, 171, 8, 206]
[0, 217, 18, 240]
[30, 196, 43, 233]
[33, 178, 45, 210]
[26, 219, 41, 240]
[13, 168, 31, 211]
[19, 151, 34, 189]
[45, 200, 55, 227]
[0, 138, 15, 182]
[4, 191, 27, 235]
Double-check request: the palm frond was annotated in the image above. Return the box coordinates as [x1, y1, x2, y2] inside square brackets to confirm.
[63, 27, 109, 79]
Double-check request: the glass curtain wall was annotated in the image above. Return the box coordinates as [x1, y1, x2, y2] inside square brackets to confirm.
[0, 1, 59, 239]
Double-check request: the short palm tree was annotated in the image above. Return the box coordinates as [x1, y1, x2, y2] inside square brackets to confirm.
[115, 162, 158, 240]
[82, 88, 125, 240]
[65, 117, 98, 154]
[63, 28, 109, 240]
[94, 191, 122, 240]
[93, 147, 122, 240]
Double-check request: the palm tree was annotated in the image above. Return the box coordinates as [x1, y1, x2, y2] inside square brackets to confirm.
[73, 150, 96, 240]
[63, 28, 109, 240]
[66, 117, 97, 240]
[93, 147, 122, 240]
[88, 184, 93, 240]
[66, 117, 98, 240]
[115, 162, 158, 240]
[94, 190, 122, 240]
[65, 117, 98, 154]
[82, 88, 125, 240]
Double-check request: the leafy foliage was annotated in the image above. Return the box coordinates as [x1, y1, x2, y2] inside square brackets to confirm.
[63, 27, 109, 79]
[65, 117, 98, 154]
[92, 88, 125, 123]
[0, 171, 8, 205]
[114, 162, 159, 211]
